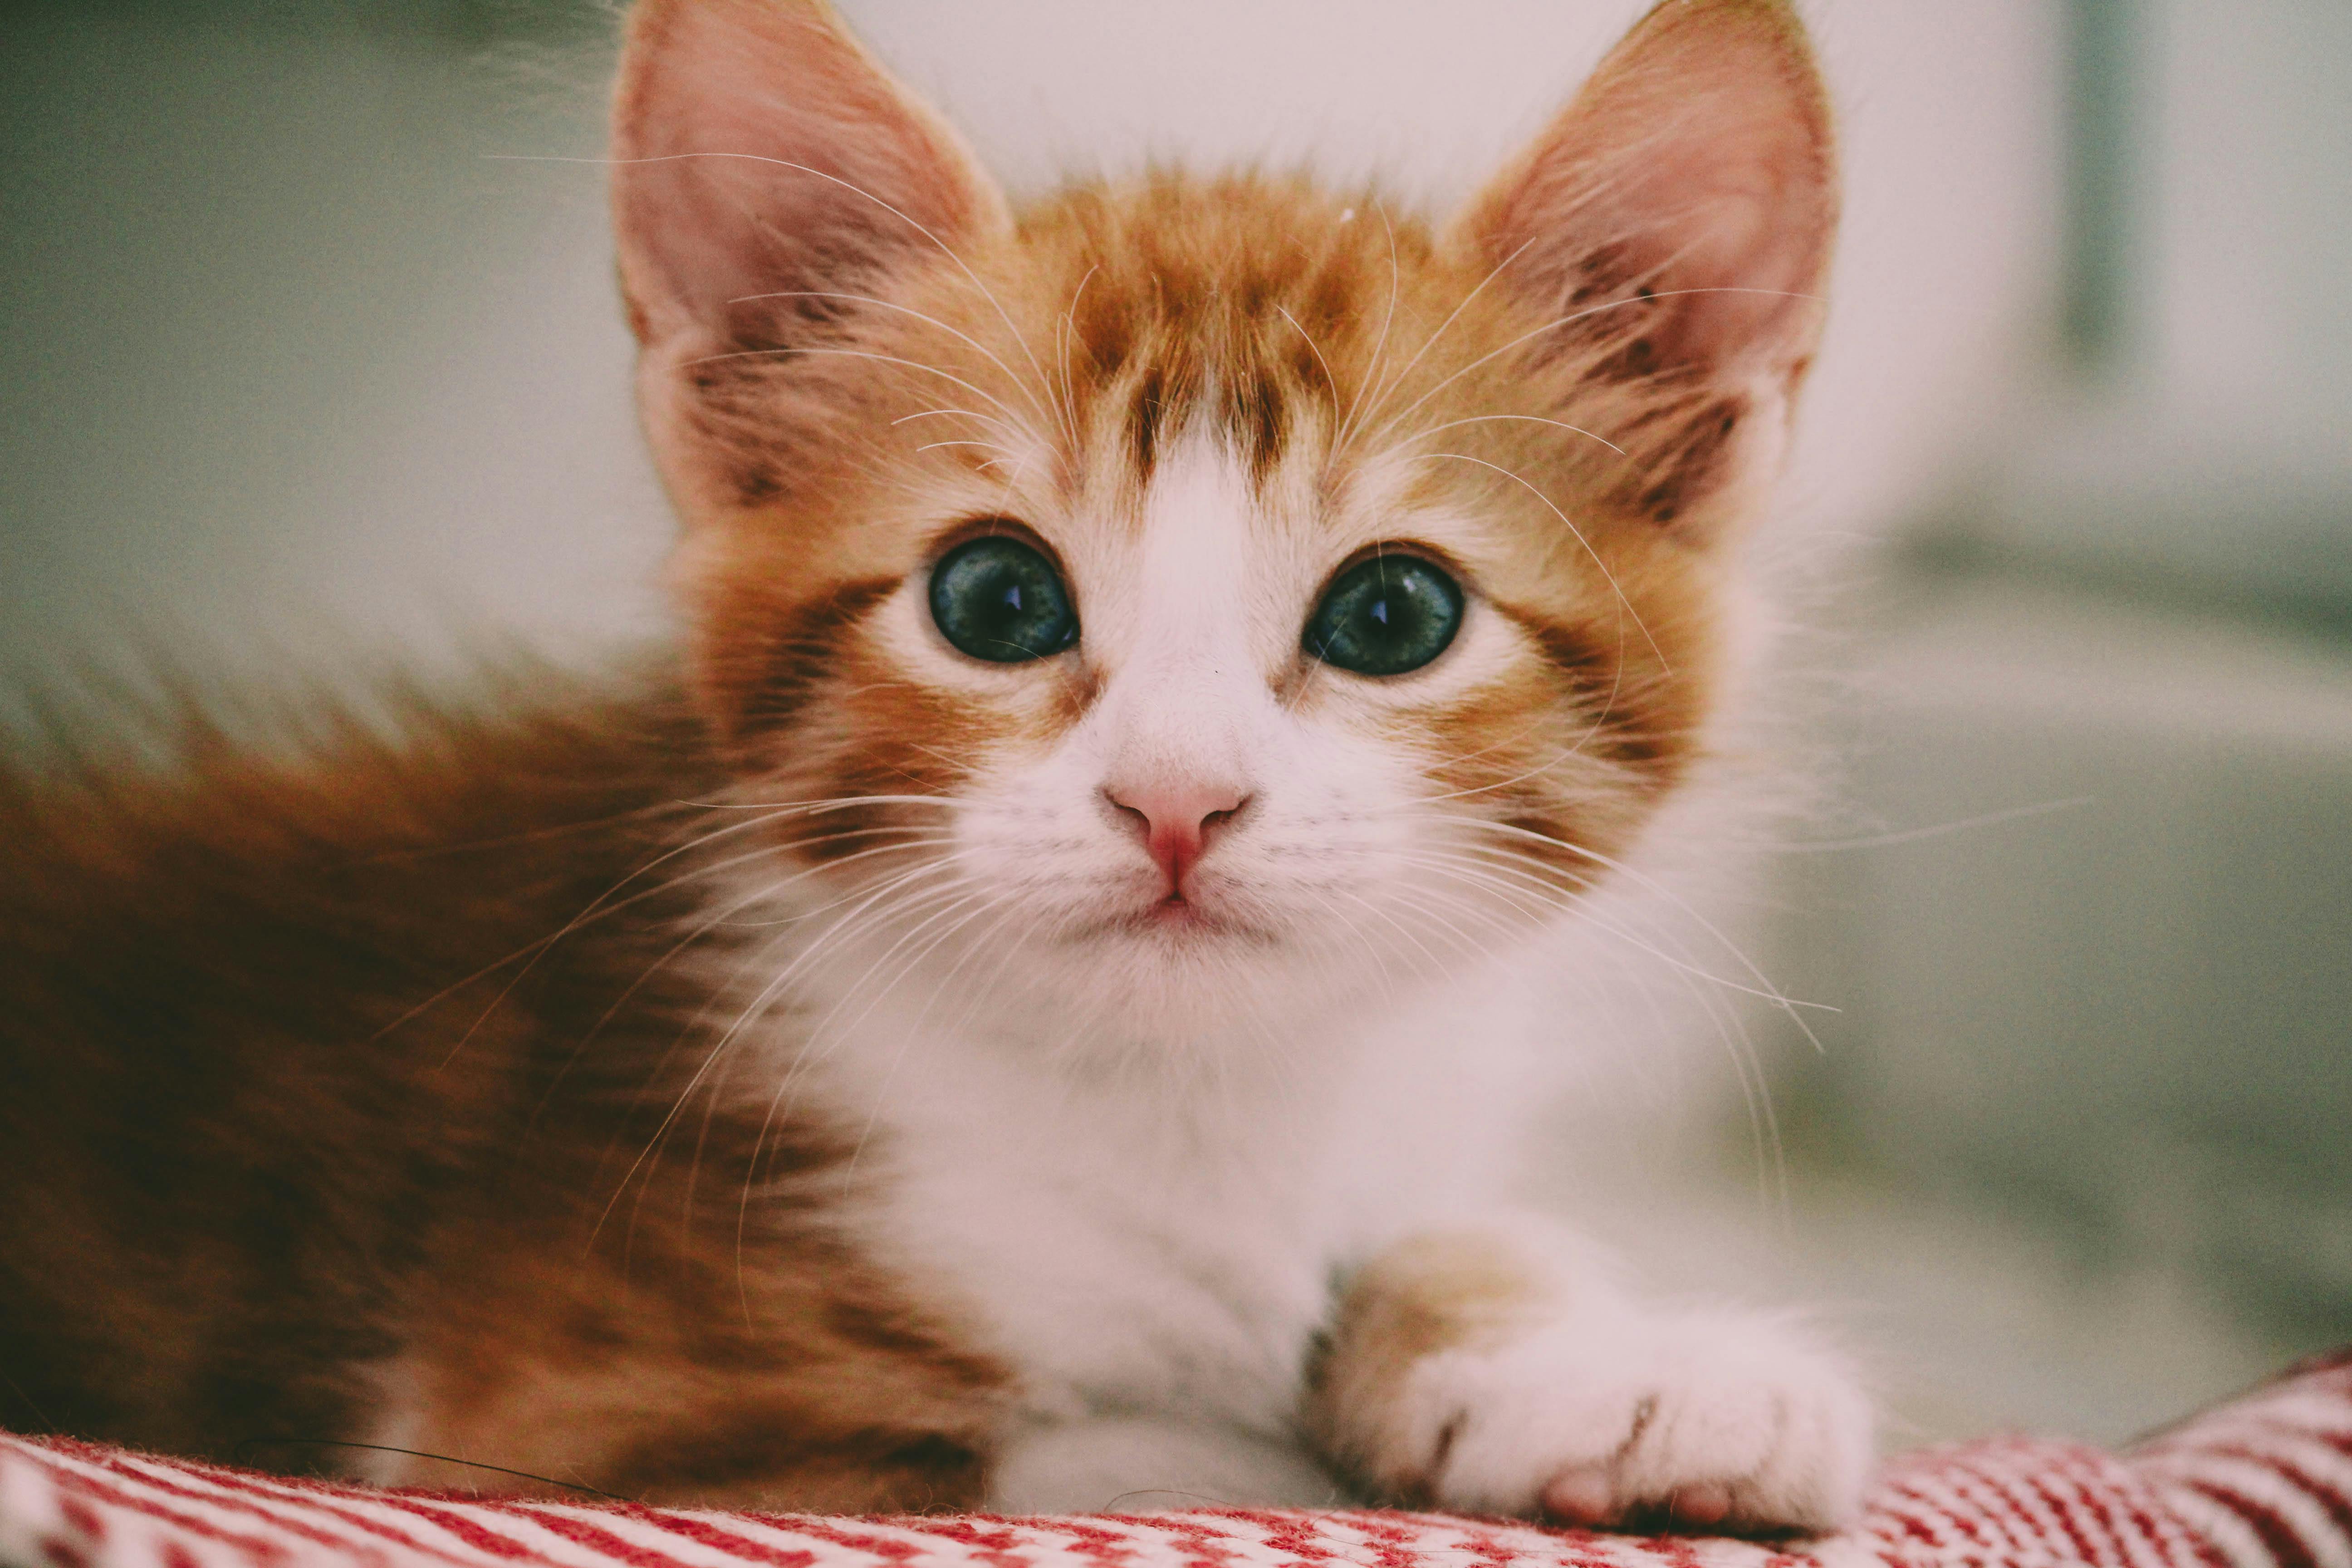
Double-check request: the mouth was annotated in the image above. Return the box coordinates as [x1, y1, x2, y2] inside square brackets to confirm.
[1084, 888, 1275, 947]
[1137, 893, 1219, 931]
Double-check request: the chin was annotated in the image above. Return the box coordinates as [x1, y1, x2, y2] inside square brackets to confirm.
[970, 897, 1398, 1055]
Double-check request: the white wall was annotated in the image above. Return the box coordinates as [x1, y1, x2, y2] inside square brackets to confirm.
[1955, 0, 2352, 611]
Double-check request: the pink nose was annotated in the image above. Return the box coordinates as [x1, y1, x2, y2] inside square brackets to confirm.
[1103, 778, 1251, 894]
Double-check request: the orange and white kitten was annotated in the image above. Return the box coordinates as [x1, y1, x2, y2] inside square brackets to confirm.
[0, 0, 1867, 1533]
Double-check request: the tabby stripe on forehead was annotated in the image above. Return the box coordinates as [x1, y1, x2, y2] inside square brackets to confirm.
[1127, 354, 1294, 486]
[1228, 363, 1289, 487]
[738, 576, 901, 736]
[1127, 362, 1170, 481]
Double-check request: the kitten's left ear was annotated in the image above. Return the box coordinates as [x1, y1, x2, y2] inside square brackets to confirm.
[1445, 0, 1838, 535]
[611, 0, 1009, 363]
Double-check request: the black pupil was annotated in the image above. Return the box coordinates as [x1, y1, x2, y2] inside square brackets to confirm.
[1305, 554, 1463, 677]
[929, 536, 1076, 662]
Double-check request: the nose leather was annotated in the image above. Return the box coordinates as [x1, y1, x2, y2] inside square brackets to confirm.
[1103, 778, 1250, 894]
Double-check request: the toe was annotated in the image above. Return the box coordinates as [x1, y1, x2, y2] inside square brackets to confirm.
[1670, 1482, 1735, 1529]
[1542, 1466, 1617, 1525]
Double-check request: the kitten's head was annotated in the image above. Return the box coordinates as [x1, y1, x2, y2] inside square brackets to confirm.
[611, 0, 1835, 1054]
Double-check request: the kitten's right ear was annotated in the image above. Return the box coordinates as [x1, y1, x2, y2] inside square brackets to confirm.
[1445, 0, 1837, 536]
[611, 0, 1009, 361]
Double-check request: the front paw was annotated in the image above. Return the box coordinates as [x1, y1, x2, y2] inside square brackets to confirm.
[1382, 1310, 1872, 1534]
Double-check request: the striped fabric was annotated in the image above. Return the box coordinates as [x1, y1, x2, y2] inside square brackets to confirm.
[2, 1352, 2343, 1568]
[2131, 1350, 2352, 1568]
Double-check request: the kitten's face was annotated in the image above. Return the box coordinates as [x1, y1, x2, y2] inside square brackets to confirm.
[612, 0, 1835, 1052]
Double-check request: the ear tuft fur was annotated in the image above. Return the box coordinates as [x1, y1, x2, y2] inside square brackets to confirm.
[1447, 0, 1838, 538]
[612, 0, 1009, 359]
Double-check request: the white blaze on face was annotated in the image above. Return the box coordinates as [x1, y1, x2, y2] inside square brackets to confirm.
[1087, 435, 1272, 815]
[929, 426, 1461, 1055]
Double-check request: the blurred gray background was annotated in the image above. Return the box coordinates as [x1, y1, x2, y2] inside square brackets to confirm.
[2, 0, 2345, 1453]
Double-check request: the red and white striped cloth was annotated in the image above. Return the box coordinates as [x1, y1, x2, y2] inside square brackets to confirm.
[4, 1350, 2345, 1568]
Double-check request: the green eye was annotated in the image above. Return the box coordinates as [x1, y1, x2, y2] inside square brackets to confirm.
[929, 534, 1078, 662]
[1304, 553, 1465, 676]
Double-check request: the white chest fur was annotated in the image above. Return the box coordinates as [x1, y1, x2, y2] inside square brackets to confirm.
[806, 957, 1549, 1445]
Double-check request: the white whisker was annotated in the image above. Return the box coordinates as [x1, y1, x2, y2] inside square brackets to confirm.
[1357, 285, 1820, 454]
[1415, 450, 1669, 671]
[1334, 202, 1402, 455]
[684, 344, 1041, 446]
[1338, 232, 1537, 462]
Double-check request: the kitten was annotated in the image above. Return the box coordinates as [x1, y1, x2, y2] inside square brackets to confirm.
[0, 0, 1867, 1533]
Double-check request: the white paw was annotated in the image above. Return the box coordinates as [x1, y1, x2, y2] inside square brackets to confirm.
[1394, 1309, 1872, 1534]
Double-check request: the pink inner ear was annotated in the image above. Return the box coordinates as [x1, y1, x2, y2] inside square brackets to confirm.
[611, 0, 1004, 352]
[1454, 0, 1838, 381]
[1603, 85, 1831, 370]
